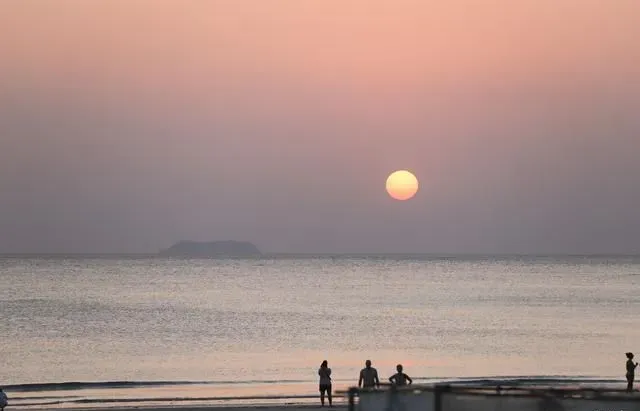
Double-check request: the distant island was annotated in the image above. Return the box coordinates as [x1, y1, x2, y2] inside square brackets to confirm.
[159, 241, 261, 258]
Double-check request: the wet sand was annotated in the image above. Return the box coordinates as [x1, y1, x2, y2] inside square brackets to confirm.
[60, 406, 347, 411]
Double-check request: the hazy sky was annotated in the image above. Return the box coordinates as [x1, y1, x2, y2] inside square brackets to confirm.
[1, 0, 639, 254]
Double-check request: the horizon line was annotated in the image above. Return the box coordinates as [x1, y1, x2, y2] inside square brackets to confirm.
[1, 252, 639, 258]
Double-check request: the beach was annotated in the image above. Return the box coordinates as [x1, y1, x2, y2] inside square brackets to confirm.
[16, 386, 640, 411]
[2, 256, 640, 408]
[7, 378, 637, 410]
[10, 398, 346, 410]
[34, 406, 347, 411]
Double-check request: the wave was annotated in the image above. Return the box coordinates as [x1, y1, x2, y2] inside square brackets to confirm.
[6, 376, 627, 409]
[422, 375, 623, 384]
[10, 394, 318, 408]
[4, 375, 623, 393]
[9, 395, 83, 401]
[3, 379, 311, 392]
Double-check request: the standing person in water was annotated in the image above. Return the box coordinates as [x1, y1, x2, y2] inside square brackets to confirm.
[389, 364, 413, 386]
[318, 360, 332, 407]
[358, 360, 380, 389]
[626, 352, 638, 392]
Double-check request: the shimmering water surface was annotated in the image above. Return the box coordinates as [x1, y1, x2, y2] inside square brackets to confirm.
[1, 256, 639, 406]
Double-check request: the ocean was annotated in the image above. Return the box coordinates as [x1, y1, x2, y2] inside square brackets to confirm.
[1, 255, 639, 407]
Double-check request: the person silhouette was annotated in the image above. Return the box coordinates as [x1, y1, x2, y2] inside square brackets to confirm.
[389, 364, 413, 386]
[358, 360, 380, 389]
[318, 360, 332, 407]
[626, 352, 638, 392]
[0, 387, 7, 411]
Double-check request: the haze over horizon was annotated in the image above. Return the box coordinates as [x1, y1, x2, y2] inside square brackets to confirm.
[1, 1, 639, 255]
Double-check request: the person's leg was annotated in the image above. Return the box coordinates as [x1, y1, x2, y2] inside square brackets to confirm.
[320, 386, 325, 406]
[627, 375, 633, 392]
[328, 385, 332, 407]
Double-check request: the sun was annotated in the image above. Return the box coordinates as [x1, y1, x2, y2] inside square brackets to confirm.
[386, 170, 419, 201]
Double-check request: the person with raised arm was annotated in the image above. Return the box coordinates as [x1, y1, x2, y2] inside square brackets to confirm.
[318, 360, 332, 407]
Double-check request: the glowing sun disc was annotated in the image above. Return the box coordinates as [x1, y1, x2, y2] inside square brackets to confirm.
[386, 170, 419, 201]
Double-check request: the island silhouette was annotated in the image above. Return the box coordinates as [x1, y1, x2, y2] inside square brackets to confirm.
[159, 240, 261, 258]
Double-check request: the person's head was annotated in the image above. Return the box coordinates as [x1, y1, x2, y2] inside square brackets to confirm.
[396, 364, 403, 372]
[321, 360, 328, 368]
[365, 360, 372, 368]
[627, 352, 634, 359]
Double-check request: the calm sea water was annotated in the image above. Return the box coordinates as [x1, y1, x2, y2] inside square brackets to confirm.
[1, 256, 639, 407]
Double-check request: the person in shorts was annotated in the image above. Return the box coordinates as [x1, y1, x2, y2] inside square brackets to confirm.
[318, 360, 332, 406]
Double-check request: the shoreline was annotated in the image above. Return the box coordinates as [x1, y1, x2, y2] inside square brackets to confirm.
[6, 377, 635, 410]
[65, 407, 348, 410]
[16, 406, 348, 411]
[10, 386, 640, 410]
[9, 399, 349, 410]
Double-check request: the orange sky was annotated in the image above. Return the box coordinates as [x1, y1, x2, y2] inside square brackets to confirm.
[1, 1, 639, 253]
[2, 1, 638, 91]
